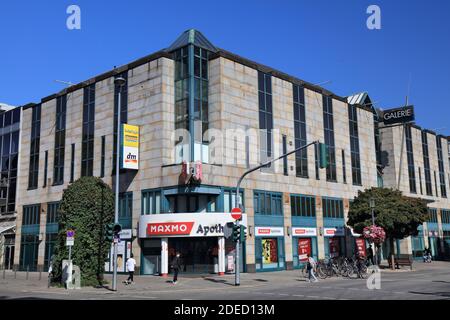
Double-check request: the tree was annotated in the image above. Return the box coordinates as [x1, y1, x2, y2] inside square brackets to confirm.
[347, 187, 429, 269]
[51, 176, 115, 286]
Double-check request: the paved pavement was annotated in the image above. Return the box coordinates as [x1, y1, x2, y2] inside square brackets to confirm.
[1, 261, 449, 300]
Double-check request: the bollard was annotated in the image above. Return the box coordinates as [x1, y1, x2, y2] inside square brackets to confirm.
[26, 266, 29, 280]
[2, 269, 5, 279]
[14, 267, 17, 279]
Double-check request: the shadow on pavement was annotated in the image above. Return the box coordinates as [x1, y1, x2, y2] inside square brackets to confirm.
[202, 277, 235, 286]
[253, 279, 269, 282]
[409, 291, 450, 298]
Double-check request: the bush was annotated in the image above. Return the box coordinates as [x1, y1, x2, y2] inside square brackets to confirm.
[51, 176, 115, 287]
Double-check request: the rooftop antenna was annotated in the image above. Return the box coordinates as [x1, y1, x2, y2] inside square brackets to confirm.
[54, 80, 75, 87]
[313, 80, 332, 87]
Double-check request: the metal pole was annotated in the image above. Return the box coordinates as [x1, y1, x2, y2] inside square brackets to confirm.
[371, 207, 377, 266]
[112, 83, 122, 292]
[234, 140, 319, 285]
[68, 245, 72, 261]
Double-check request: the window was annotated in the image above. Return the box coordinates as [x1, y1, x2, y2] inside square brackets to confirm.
[101, 136, 105, 178]
[141, 190, 161, 215]
[193, 47, 209, 143]
[290, 195, 316, 217]
[70, 143, 75, 183]
[442, 210, 450, 224]
[428, 208, 438, 223]
[47, 202, 60, 224]
[113, 73, 128, 172]
[23, 205, 40, 226]
[323, 96, 336, 182]
[436, 136, 447, 198]
[53, 95, 66, 185]
[43, 150, 48, 187]
[0, 109, 20, 213]
[282, 135, 288, 176]
[254, 191, 282, 216]
[81, 84, 95, 177]
[258, 72, 273, 168]
[405, 126, 417, 193]
[119, 192, 132, 229]
[418, 167, 423, 195]
[28, 105, 41, 189]
[322, 198, 344, 219]
[348, 104, 361, 185]
[314, 143, 319, 180]
[223, 189, 244, 213]
[174, 47, 190, 133]
[422, 131, 433, 196]
[293, 84, 308, 178]
[342, 150, 347, 184]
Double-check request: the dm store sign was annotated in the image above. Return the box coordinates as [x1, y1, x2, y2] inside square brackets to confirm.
[121, 124, 139, 170]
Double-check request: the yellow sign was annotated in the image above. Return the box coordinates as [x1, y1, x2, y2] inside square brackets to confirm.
[123, 124, 139, 148]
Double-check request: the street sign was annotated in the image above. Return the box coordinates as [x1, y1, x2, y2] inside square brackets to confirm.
[66, 230, 75, 238]
[66, 230, 75, 246]
[231, 207, 242, 220]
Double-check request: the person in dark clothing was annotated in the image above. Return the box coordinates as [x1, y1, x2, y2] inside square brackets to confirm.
[171, 252, 182, 284]
[366, 245, 374, 265]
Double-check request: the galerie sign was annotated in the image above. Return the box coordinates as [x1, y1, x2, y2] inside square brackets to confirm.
[382, 106, 415, 125]
[121, 124, 139, 170]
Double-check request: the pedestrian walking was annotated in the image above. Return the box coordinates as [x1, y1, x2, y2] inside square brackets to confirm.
[124, 253, 136, 285]
[171, 252, 182, 284]
[366, 244, 374, 265]
[306, 254, 318, 283]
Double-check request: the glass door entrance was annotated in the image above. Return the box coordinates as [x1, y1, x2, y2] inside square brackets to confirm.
[168, 237, 218, 274]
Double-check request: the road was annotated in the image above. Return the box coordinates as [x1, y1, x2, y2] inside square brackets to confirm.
[1, 261, 449, 300]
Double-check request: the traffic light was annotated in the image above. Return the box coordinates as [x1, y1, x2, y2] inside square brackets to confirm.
[105, 223, 114, 242]
[113, 223, 122, 235]
[232, 224, 240, 242]
[239, 225, 247, 242]
[318, 143, 329, 169]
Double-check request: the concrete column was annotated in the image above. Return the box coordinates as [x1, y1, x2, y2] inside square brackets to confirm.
[437, 209, 445, 254]
[316, 196, 325, 259]
[161, 237, 168, 277]
[283, 192, 293, 270]
[218, 237, 225, 275]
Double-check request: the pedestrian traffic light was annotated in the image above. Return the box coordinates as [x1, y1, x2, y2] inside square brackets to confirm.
[318, 143, 329, 169]
[105, 223, 114, 242]
[232, 224, 241, 242]
[113, 223, 122, 235]
[239, 225, 247, 242]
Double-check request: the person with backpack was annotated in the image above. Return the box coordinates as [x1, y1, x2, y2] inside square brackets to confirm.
[306, 254, 318, 283]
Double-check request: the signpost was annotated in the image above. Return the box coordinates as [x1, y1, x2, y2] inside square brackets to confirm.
[66, 230, 75, 260]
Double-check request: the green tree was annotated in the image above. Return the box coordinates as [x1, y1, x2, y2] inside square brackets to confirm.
[347, 187, 429, 268]
[51, 176, 115, 286]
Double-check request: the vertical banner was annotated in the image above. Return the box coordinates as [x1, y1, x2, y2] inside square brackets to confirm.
[262, 239, 278, 264]
[121, 124, 139, 170]
[355, 238, 366, 257]
[298, 238, 311, 262]
[329, 238, 340, 258]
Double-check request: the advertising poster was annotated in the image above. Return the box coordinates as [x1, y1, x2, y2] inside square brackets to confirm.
[262, 239, 278, 264]
[121, 124, 139, 170]
[329, 238, 340, 258]
[298, 238, 311, 262]
[355, 238, 366, 257]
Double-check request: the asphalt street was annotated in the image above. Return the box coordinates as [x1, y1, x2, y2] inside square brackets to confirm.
[0, 261, 449, 300]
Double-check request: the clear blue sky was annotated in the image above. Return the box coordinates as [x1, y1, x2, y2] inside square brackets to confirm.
[1, 0, 449, 135]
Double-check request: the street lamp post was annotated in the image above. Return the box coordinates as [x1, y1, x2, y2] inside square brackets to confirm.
[112, 76, 126, 292]
[369, 198, 377, 266]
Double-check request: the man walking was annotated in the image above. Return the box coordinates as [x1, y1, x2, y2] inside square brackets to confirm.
[171, 252, 182, 284]
[366, 244, 374, 265]
[306, 254, 318, 283]
[125, 253, 136, 285]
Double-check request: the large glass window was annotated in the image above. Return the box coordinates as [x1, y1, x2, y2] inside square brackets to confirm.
[53, 95, 66, 185]
[293, 84, 308, 178]
[405, 125, 417, 193]
[441, 209, 450, 224]
[193, 47, 209, 143]
[23, 204, 40, 226]
[258, 72, 273, 168]
[254, 191, 282, 216]
[28, 105, 41, 189]
[119, 192, 132, 229]
[428, 208, 438, 223]
[436, 136, 447, 198]
[348, 104, 361, 185]
[81, 84, 95, 177]
[223, 189, 244, 213]
[323, 96, 336, 182]
[46, 202, 60, 224]
[290, 195, 316, 217]
[322, 198, 344, 219]
[141, 190, 161, 215]
[422, 131, 433, 196]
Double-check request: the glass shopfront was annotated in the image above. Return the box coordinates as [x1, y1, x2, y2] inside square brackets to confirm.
[293, 237, 318, 269]
[255, 237, 285, 271]
[168, 237, 218, 274]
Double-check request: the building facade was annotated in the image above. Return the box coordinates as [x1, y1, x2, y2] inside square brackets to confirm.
[12, 30, 450, 274]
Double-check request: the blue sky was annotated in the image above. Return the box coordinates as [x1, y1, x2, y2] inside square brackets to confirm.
[1, 0, 449, 135]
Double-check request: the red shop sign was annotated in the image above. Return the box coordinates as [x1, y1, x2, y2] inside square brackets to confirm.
[147, 222, 195, 236]
[355, 238, 366, 257]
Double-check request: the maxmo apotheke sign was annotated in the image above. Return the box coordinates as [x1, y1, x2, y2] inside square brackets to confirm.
[382, 106, 415, 125]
